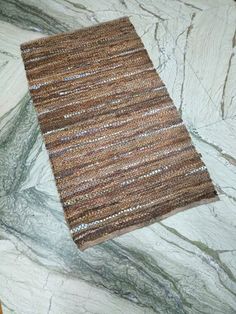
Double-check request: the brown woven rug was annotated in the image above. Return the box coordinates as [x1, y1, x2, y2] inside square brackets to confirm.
[21, 17, 218, 251]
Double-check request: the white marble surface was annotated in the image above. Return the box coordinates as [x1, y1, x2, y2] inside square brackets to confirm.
[0, 0, 236, 313]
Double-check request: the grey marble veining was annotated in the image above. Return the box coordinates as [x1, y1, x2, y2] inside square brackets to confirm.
[0, 1, 236, 313]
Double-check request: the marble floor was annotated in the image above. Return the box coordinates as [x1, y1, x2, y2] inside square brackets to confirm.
[0, 0, 236, 313]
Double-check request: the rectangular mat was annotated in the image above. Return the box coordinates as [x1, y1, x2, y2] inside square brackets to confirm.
[21, 17, 218, 251]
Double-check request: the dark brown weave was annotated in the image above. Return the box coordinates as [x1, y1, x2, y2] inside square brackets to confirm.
[21, 17, 218, 251]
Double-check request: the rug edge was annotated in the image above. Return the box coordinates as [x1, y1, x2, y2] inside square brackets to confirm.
[77, 195, 220, 251]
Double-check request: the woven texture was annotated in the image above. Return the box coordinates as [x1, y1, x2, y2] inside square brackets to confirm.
[21, 17, 218, 251]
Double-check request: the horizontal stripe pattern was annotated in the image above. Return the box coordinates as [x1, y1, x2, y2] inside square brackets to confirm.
[21, 17, 218, 251]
